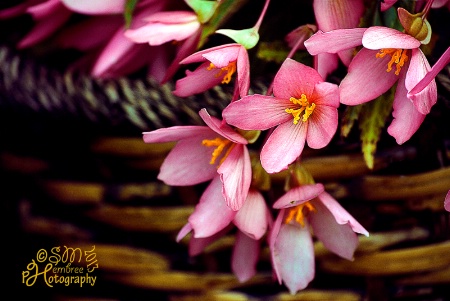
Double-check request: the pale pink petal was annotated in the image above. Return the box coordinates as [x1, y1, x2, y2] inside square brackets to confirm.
[313, 0, 364, 31]
[102, 44, 155, 78]
[306, 105, 338, 149]
[261, 121, 307, 173]
[304, 28, 366, 55]
[273, 59, 323, 99]
[237, 45, 250, 97]
[405, 48, 437, 114]
[61, 0, 125, 14]
[409, 47, 450, 95]
[285, 24, 317, 49]
[199, 109, 248, 144]
[180, 43, 240, 65]
[315, 53, 339, 79]
[125, 20, 200, 45]
[231, 231, 260, 282]
[143, 126, 213, 143]
[339, 48, 400, 105]
[172, 62, 224, 97]
[218, 144, 251, 211]
[272, 223, 315, 294]
[143, 10, 198, 23]
[432, 0, 449, 8]
[233, 190, 270, 239]
[222, 95, 292, 130]
[189, 176, 237, 238]
[269, 210, 285, 283]
[309, 200, 359, 260]
[362, 26, 421, 50]
[176, 223, 192, 242]
[445, 190, 450, 212]
[311, 81, 340, 107]
[273, 184, 325, 209]
[317, 192, 369, 236]
[387, 68, 426, 145]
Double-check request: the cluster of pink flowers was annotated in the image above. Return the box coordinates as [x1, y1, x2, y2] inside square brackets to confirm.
[3, 0, 449, 294]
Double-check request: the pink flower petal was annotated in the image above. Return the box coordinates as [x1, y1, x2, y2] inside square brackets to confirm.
[445, 190, 450, 212]
[261, 121, 307, 173]
[176, 223, 192, 242]
[405, 48, 437, 115]
[231, 230, 260, 282]
[233, 190, 270, 239]
[273, 184, 325, 209]
[180, 43, 240, 65]
[309, 200, 359, 260]
[306, 104, 338, 149]
[188, 227, 230, 256]
[237, 45, 250, 97]
[339, 48, 400, 105]
[304, 28, 366, 55]
[143, 11, 198, 23]
[61, 0, 125, 14]
[381, 0, 398, 11]
[222, 95, 292, 130]
[173, 62, 224, 97]
[218, 144, 251, 211]
[315, 52, 339, 79]
[317, 192, 369, 236]
[272, 223, 315, 294]
[143, 126, 213, 143]
[188, 176, 237, 238]
[313, 0, 364, 31]
[28, 0, 62, 19]
[158, 136, 218, 185]
[199, 109, 248, 144]
[362, 26, 421, 50]
[387, 68, 426, 145]
[273, 59, 323, 100]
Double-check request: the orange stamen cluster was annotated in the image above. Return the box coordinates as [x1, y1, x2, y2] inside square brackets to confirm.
[207, 61, 237, 84]
[202, 137, 233, 165]
[376, 48, 408, 76]
[285, 201, 316, 227]
[285, 94, 316, 124]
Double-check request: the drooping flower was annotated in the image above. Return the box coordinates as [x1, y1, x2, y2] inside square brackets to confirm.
[304, 8, 437, 144]
[177, 183, 272, 281]
[173, 43, 250, 99]
[269, 184, 369, 294]
[223, 58, 339, 173]
[143, 109, 251, 211]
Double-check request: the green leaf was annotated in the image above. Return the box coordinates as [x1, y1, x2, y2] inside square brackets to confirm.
[341, 104, 363, 137]
[359, 89, 394, 169]
[199, 0, 249, 48]
[124, 0, 139, 29]
[185, 0, 220, 23]
[215, 28, 259, 49]
[256, 41, 289, 63]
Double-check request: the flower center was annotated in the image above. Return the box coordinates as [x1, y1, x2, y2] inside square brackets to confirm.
[202, 137, 233, 165]
[376, 48, 408, 76]
[207, 61, 237, 84]
[285, 94, 316, 124]
[284, 201, 316, 227]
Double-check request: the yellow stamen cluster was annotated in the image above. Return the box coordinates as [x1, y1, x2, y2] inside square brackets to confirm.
[207, 61, 237, 84]
[285, 201, 316, 227]
[376, 48, 408, 76]
[285, 94, 316, 124]
[202, 137, 233, 165]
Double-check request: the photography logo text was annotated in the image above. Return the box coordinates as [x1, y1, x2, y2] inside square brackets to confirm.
[22, 245, 98, 287]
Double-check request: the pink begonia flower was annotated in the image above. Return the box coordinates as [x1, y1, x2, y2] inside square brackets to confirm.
[177, 184, 271, 281]
[173, 43, 250, 99]
[143, 109, 251, 211]
[312, 0, 364, 78]
[60, 0, 125, 14]
[269, 184, 369, 294]
[223, 58, 339, 173]
[445, 190, 450, 212]
[304, 16, 437, 144]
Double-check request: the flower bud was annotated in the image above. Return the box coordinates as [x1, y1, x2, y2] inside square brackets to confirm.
[397, 7, 432, 44]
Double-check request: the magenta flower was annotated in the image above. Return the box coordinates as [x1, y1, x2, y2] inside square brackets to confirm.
[143, 109, 251, 211]
[445, 190, 450, 212]
[269, 184, 369, 294]
[173, 43, 250, 98]
[223, 58, 339, 173]
[177, 184, 272, 281]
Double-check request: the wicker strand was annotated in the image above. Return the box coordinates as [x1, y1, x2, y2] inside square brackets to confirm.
[0, 44, 262, 131]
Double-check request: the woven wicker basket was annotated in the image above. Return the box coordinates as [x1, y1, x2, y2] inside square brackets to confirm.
[2, 30, 450, 301]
